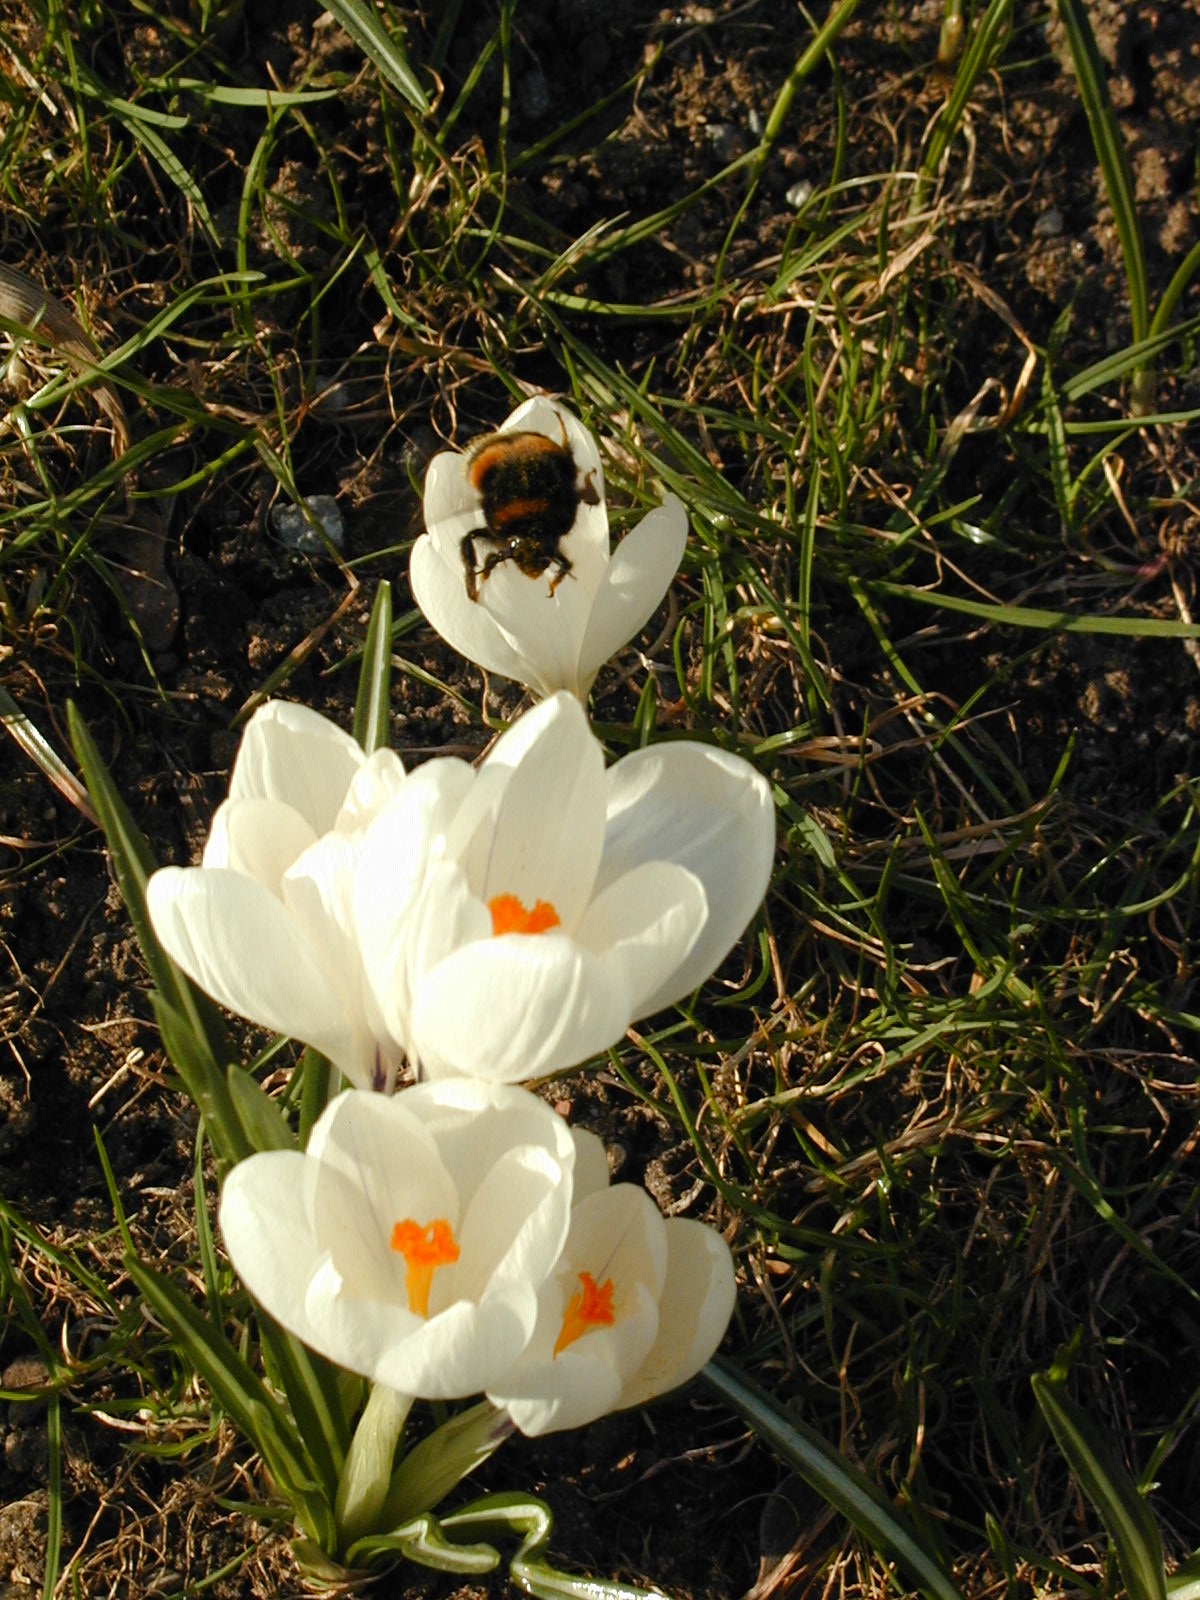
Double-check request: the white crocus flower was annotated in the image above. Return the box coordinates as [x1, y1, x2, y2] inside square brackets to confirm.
[148, 691, 775, 1089]
[410, 396, 687, 699]
[357, 691, 775, 1083]
[146, 699, 409, 1092]
[487, 1128, 736, 1436]
[218, 1081, 578, 1397]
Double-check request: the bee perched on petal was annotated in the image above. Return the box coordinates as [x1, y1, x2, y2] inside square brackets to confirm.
[413, 395, 688, 700]
[460, 419, 600, 602]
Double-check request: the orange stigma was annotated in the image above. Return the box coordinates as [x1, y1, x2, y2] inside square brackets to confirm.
[553, 1271, 615, 1357]
[389, 1218, 460, 1318]
[488, 894, 561, 937]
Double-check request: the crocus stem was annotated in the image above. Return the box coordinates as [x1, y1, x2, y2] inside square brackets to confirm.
[335, 1383, 415, 1550]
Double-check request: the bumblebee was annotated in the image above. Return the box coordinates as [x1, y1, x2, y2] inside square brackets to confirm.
[459, 421, 600, 602]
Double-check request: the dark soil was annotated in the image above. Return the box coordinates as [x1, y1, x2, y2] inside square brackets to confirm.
[2, 2, 1200, 1596]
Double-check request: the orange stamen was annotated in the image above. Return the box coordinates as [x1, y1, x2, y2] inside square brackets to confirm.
[389, 1218, 460, 1318]
[553, 1271, 615, 1357]
[488, 893, 561, 937]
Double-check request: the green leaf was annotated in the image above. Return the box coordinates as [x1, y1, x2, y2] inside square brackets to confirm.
[1032, 1374, 1166, 1600]
[125, 1252, 335, 1548]
[354, 580, 394, 755]
[379, 1400, 508, 1526]
[0, 685, 97, 823]
[1042, 354, 1075, 536]
[918, 0, 1013, 197]
[704, 1357, 966, 1600]
[41, 1392, 61, 1600]
[227, 1064, 297, 1152]
[323, 0, 430, 114]
[865, 582, 1200, 640]
[349, 1490, 666, 1595]
[1166, 1551, 1200, 1599]
[68, 703, 249, 1164]
[347, 1512, 501, 1574]
[1055, 0, 1147, 345]
[151, 995, 250, 1164]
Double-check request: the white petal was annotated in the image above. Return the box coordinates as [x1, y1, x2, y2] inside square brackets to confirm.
[311, 1091, 457, 1283]
[299, 1256, 537, 1397]
[575, 496, 687, 691]
[482, 693, 605, 930]
[478, 691, 570, 776]
[619, 1219, 735, 1409]
[219, 1151, 326, 1348]
[494, 1330, 625, 1438]
[442, 762, 509, 890]
[411, 934, 630, 1084]
[146, 867, 372, 1080]
[570, 1128, 611, 1202]
[202, 796, 315, 887]
[371, 1290, 537, 1398]
[228, 701, 364, 832]
[410, 534, 537, 685]
[597, 743, 775, 1010]
[335, 748, 408, 834]
[450, 1142, 572, 1306]
[422, 450, 484, 552]
[574, 860, 705, 1015]
[473, 568, 587, 698]
[396, 860, 491, 1042]
[283, 831, 362, 972]
[399, 1081, 578, 1216]
[353, 762, 478, 1030]
[568, 1185, 669, 1307]
[490, 1242, 660, 1437]
[299, 1257, 422, 1381]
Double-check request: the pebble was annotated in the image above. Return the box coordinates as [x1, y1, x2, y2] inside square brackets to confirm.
[1033, 207, 1064, 239]
[313, 372, 350, 414]
[515, 68, 551, 122]
[786, 179, 814, 210]
[747, 107, 764, 139]
[271, 494, 345, 554]
[704, 122, 745, 163]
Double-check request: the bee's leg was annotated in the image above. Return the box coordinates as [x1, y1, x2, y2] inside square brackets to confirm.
[579, 468, 600, 507]
[547, 550, 575, 596]
[460, 532, 482, 601]
[478, 541, 518, 594]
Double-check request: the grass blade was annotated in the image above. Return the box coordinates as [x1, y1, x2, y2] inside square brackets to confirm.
[704, 1357, 966, 1600]
[41, 1391, 61, 1600]
[1032, 1374, 1167, 1600]
[68, 703, 250, 1164]
[353, 580, 393, 754]
[0, 685, 97, 823]
[1056, 0, 1147, 345]
[323, 0, 429, 114]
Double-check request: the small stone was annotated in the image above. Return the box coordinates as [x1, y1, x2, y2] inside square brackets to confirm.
[271, 495, 345, 554]
[747, 107, 764, 138]
[4, 1424, 48, 1477]
[786, 179, 814, 210]
[704, 122, 745, 163]
[145, 1571, 184, 1595]
[2, 1357, 48, 1393]
[515, 68, 551, 122]
[312, 373, 350, 414]
[1033, 207, 1064, 239]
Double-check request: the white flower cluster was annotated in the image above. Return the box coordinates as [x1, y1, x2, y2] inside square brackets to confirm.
[147, 399, 773, 1440]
